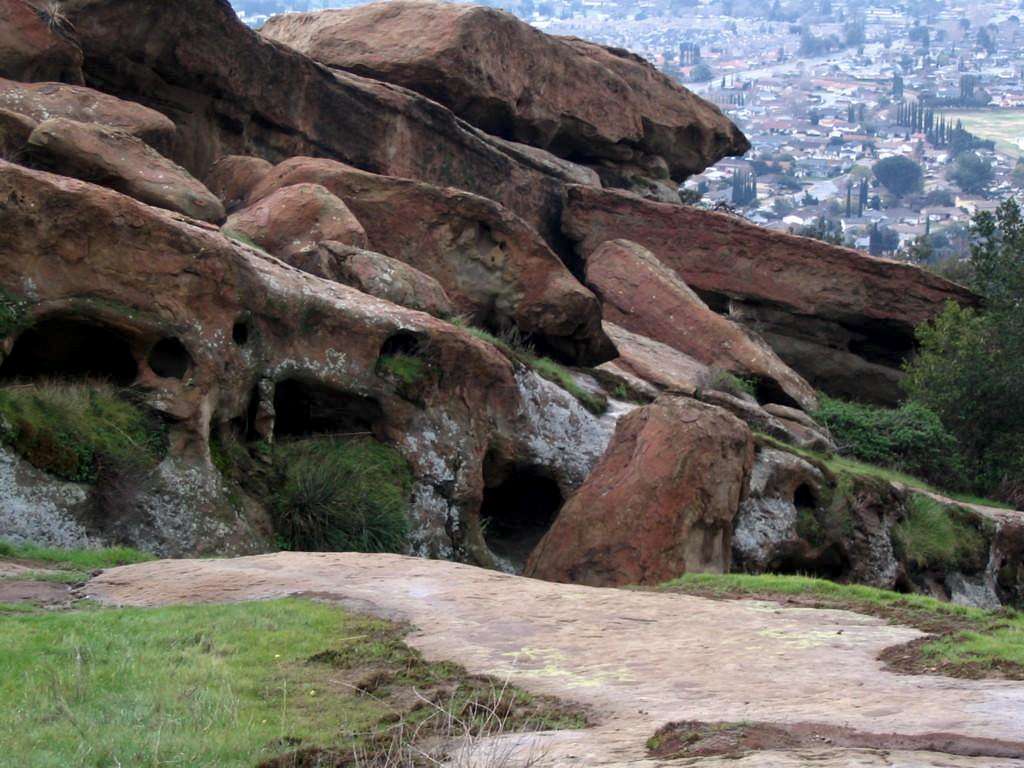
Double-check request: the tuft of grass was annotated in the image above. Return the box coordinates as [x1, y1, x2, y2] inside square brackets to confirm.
[0, 598, 583, 766]
[662, 572, 1024, 677]
[0, 381, 166, 484]
[451, 317, 608, 415]
[893, 495, 991, 573]
[0, 542, 154, 583]
[270, 437, 412, 553]
[708, 368, 756, 400]
[376, 354, 426, 386]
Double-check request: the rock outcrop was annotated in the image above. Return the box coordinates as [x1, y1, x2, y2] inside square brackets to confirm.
[261, 0, 748, 194]
[0, 78, 176, 154]
[27, 117, 225, 223]
[224, 182, 368, 257]
[563, 185, 979, 405]
[0, 160, 614, 562]
[0, 0, 84, 85]
[586, 239, 817, 411]
[205, 155, 273, 214]
[249, 157, 613, 365]
[288, 242, 454, 318]
[526, 395, 754, 587]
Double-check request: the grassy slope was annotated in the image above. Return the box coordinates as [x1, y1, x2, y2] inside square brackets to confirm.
[663, 573, 1024, 677]
[0, 597, 584, 768]
[0, 541, 154, 584]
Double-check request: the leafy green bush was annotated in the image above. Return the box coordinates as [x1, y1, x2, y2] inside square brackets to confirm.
[814, 394, 965, 489]
[270, 437, 412, 553]
[893, 495, 990, 572]
[0, 381, 166, 483]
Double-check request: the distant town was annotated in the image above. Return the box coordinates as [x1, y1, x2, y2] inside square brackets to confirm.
[231, 0, 1024, 267]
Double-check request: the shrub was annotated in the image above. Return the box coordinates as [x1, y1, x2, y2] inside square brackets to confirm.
[893, 495, 990, 573]
[814, 394, 965, 489]
[0, 381, 165, 483]
[270, 437, 412, 553]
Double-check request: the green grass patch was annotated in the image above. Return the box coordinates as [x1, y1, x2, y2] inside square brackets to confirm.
[0, 381, 166, 484]
[662, 572, 1024, 678]
[452, 319, 608, 415]
[0, 598, 583, 767]
[270, 437, 412, 553]
[0, 541, 154, 583]
[893, 496, 991, 572]
[709, 369, 756, 399]
[376, 353, 426, 386]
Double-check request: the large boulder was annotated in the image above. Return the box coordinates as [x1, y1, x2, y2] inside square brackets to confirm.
[525, 395, 754, 587]
[261, 0, 748, 187]
[224, 182, 368, 257]
[205, 155, 273, 213]
[59, 0, 596, 247]
[0, 78, 175, 153]
[0, 160, 618, 562]
[0, 107, 35, 159]
[0, 0, 84, 85]
[288, 241, 454, 318]
[563, 185, 979, 405]
[249, 157, 614, 365]
[27, 117, 225, 223]
[587, 239, 817, 412]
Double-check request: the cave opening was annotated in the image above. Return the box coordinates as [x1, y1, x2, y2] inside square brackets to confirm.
[147, 338, 192, 380]
[272, 378, 383, 439]
[794, 483, 817, 512]
[0, 317, 138, 386]
[480, 462, 563, 569]
[750, 375, 802, 410]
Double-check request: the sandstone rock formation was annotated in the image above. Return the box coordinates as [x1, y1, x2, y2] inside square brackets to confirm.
[205, 155, 273, 214]
[0, 160, 613, 562]
[249, 157, 613, 365]
[261, 1, 748, 194]
[563, 185, 979, 404]
[586, 239, 817, 411]
[224, 182, 368, 257]
[0, 78, 176, 154]
[289, 242, 454, 318]
[526, 395, 754, 587]
[0, 107, 35, 159]
[0, 0, 84, 85]
[28, 117, 225, 223]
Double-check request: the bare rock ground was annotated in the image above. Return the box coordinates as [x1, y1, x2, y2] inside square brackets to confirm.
[85, 552, 1024, 767]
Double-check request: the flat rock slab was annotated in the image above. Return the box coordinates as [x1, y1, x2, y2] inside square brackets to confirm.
[85, 553, 1024, 767]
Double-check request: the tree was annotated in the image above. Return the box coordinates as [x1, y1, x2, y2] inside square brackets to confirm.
[872, 156, 923, 197]
[904, 200, 1024, 503]
[690, 63, 714, 82]
[948, 152, 994, 195]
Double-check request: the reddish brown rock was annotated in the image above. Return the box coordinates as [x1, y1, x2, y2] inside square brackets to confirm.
[250, 157, 613, 365]
[224, 183, 367, 257]
[563, 185, 979, 405]
[205, 155, 273, 213]
[526, 395, 754, 587]
[0, 78, 175, 153]
[261, 1, 748, 183]
[60, 0, 579, 245]
[27, 117, 224, 223]
[289, 241, 454, 318]
[0, 107, 35, 159]
[599, 322, 707, 396]
[0, 0, 84, 84]
[587, 239, 817, 412]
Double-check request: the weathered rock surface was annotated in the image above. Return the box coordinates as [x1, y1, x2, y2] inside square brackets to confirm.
[586, 239, 817, 411]
[28, 117, 225, 223]
[60, 0, 588, 245]
[0, 107, 35, 159]
[224, 182, 367, 257]
[0, 0, 84, 85]
[0, 161, 615, 563]
[249, 157, 613, 365]
[700, 390, 835, 454]
[526, 395, 754, 587]
[261, 0, 748, 185]
[563, 185, 979, 405]
[205, 154, 273, 213]
[0, 78, 175, 153]
[289, 241, 454, 318]
[598, 321, 707, 396]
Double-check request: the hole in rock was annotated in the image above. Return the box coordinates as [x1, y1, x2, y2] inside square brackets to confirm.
[0, 317, 138, 385]
[232, 318, 250, 346]
[794, 483, 818, 512]
[480, 463, 563, 569]
[147, 338, 192, 380]
[273, 378, 383, 438]
[751, 376, 801, 410]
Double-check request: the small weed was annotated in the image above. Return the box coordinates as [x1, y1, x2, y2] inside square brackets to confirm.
[376, 354, 426, 386]
[708, 368, 756, 400]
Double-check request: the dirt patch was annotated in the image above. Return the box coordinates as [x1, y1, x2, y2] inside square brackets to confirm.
[0, 580, 72, 606]
[664, 584, 1024, 680]
[647, 720, 1024, 761]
